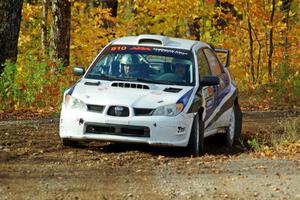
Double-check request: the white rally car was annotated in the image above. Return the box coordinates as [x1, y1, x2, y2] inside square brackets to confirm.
[60, 34, 242, 156]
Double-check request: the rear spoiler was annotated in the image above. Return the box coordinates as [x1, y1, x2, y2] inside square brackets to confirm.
[208, 44, 230, 68]
[214, 48, 230, 68]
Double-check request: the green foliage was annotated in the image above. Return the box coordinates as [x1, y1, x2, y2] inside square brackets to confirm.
[275, 117, 300, 146]
[0, 56, 75, 111]
[0, 61, 19, 109]
[247, 139, 261, 151]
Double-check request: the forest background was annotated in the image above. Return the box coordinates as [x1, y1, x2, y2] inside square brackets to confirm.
[0, 0, 299, 113]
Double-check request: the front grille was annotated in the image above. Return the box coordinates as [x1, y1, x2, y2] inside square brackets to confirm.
[85, 124, 150, 137]
[87, 104, 105, 113]
[111, 82, 150, 90]
[134, 108, 154, 116]
[107, 106, 130, 117]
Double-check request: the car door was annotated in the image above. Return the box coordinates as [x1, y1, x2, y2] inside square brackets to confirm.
[202, 48, 230, 128]
[197, 49, 216, 124]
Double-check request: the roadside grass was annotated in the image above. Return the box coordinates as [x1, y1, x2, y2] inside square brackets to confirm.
[243, 116, 300, 156]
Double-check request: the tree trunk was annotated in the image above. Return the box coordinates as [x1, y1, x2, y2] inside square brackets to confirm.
[251, 25, 262, 82]
[281, 0, 291, 61]
[267, 0, 275, 82]
[0, 0, 23, 73]
[102, 0, 118, 28]
[247, 18, 255, 83]
[189, 17, 200, 40]
[50, 0, 71, 67]
[41, 0, 49, 55]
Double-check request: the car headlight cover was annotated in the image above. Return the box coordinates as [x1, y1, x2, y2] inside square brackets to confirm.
[65, 94, 87, 111]
[152, 89, 193, 116]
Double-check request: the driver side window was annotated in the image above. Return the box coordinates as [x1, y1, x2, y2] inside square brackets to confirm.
[203, 49, 223, 76]
[197, 50, 211, 80]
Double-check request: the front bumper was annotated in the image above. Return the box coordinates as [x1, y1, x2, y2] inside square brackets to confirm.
[59, 104, 195, 147]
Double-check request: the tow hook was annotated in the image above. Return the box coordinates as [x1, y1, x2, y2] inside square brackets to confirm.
[79, 118, 84, 125]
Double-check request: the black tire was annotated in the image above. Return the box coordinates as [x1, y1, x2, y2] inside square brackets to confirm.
[62, 138, 79, 147]
[225, 103, 242, 147]
[187, 113, 205, 156]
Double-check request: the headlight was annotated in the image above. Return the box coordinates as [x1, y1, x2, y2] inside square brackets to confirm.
[65, 94, 87, 111]
[152, 89, 193, 116]
[151, 103, 183, 116]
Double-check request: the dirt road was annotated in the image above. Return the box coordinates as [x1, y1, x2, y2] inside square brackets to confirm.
[0, 111, 299, 200]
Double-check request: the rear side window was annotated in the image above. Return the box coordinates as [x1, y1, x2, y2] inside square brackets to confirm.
[203, 49, 223, 76]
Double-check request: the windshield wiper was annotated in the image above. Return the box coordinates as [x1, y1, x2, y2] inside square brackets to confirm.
[135, 78, 177, 85]
[85, 74, 122, 81]
[85, 74, 177, 85]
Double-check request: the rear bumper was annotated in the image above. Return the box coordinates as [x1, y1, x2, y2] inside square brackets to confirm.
[59, 104, 195, 147]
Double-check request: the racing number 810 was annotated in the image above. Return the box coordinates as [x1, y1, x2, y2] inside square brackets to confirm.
[111, 46, 127, 51]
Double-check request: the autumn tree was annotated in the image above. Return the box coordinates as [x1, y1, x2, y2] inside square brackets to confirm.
[102, 0, 118, 18]
[0, 0, 23, 73]
[50, 0, 71, 66]
[102, 0, 118, 28]
[280, 0, 292, 61]
[267, 0, 275, 82]
[214, 0, 239, 30]
[41, 0, 49, 55]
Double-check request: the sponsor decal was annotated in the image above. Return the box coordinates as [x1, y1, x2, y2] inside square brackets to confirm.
[151, 91, 162, 95]
[130, 46, 152, 51]
[98, 86, 108, 91]
[152, 48, 189, 56]
[207, 86, 213, 94]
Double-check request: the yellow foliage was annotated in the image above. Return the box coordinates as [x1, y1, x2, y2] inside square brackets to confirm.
[7, 0, 300, 111]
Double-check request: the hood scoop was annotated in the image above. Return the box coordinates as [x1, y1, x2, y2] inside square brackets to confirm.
[84, 81, 100, 86]
[111, 82, 150, 90]
[163, 87, 182, 93]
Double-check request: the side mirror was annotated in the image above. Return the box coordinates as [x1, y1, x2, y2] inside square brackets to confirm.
[200, 76, 219, 87]
[214, 48, 230, 68]
[73, 66, 85, 76]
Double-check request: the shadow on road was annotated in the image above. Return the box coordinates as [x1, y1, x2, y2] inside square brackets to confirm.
[81, 134, 250, 158]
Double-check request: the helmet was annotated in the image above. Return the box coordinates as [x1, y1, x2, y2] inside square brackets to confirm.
[120, 54, 140, 66]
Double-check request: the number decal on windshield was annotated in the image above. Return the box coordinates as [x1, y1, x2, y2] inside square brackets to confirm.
[111, 46, 127, 51]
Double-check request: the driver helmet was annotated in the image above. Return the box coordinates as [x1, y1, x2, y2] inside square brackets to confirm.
[172, 58, 190, 73]
[120, 54, 140, 75]
[120, 54, 140, 66]
[172, 58, 190, 82]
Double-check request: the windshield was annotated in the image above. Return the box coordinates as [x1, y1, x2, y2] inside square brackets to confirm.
[85, 45, 195, 86]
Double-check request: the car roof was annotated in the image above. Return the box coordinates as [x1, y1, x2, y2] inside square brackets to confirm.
[111, 34, 210, 50]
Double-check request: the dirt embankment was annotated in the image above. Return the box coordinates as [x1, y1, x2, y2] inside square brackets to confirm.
[0, 111, 299, 200]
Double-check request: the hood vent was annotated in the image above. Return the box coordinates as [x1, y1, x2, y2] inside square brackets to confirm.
[163, 87, 182, 93]
[111, 82, 150, 90]
[84, 81, 100, 86]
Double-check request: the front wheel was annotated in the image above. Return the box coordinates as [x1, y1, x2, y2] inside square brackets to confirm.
[187, 113, 205, 156]
[225, 103, 242, 147]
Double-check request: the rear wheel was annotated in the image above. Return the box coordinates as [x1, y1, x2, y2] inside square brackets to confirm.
[187, 113, 205, 156]
[225, 103, 242, 147]
[62, 138, 79, 147]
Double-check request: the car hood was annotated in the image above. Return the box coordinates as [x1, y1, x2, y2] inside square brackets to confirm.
[71, 80, 194, 108]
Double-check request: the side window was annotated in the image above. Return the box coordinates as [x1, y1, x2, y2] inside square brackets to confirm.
[197, 50, 211, 79]
[203, 49, 223, 76]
